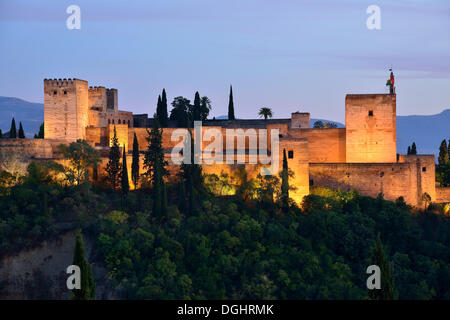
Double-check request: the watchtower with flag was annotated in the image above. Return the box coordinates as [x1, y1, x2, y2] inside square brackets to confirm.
[386, 68, 395, 94]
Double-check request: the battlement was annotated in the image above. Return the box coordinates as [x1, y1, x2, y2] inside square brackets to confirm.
[44, 78, 87, 88]
[89, 86, 106, 93]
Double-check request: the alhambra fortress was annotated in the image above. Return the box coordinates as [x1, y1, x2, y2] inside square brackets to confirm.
[0, 78, 449, 207]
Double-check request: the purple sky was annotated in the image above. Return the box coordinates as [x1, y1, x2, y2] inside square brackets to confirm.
[0, 0, 449, 122]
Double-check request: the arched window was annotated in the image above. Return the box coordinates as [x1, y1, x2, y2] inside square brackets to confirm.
[112, 119, 115, 124]
[108, 119, 110, 124]
[118, 119, 121, 124]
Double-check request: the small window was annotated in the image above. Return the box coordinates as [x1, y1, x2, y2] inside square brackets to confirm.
[288, 150, 294, 159]
[64, 90, 67, 95]
[309, 179, 314, 186]
[380, 172, 384, 178]
[53, 90, 57, 95]
[422, 167, 426, 172]
[368, 110, 373, 116]
[108, 119, 110, 124]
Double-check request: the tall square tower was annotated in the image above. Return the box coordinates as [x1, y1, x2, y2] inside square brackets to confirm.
[44, 78, 89, 140]
[345, 94, 396, 163]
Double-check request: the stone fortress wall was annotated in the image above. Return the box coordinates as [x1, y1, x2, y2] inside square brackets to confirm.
[1, 77, 449, 207]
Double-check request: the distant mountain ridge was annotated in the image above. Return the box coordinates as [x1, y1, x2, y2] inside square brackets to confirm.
[0, 96, 448, 159]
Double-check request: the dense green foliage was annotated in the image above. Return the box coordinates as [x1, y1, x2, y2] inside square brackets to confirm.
[2, 160, 450, 299]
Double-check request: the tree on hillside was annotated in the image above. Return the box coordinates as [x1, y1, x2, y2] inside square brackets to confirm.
[156, 89, 169, 127]
[71, 230, 95, 300]
[258, 107, 273, 120]
[34, 123, 44, 139]
[156, 94, 162, 123]
[228, 85, 235, 120]
[143, 120, 168, 219]
[200, 96, 212, 121]
[191, 91, 202, 122]
[170, 96, 191, 127]
[368, 234, 395, 300]
[105, 126, 122, 190]
[58, 140, 101, 186]
[9, 118, 16, 138]
[314, 120, 337, 128]
[438, 139, 449, 165]
[280, 149, 290, 212]
[18, 122, 25, 139]
[121, 147, 129, 194]
[411, 142, 417, 155]
[131, 132, 140, 189]
[422, 192, 432, 211]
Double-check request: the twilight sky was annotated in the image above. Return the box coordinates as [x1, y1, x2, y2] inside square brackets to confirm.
[0, 0, 449, 122]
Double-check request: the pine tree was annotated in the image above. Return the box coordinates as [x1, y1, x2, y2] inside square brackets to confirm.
[9, 117, 17, 138]
[71, 231, 95, 300]
[0, 129, 2, 139]
[131, 132, 140, 189]
[411, 142, 417, 155]
[438, 139, 449, 165]
[161, 89, 169, 127]
[18, 122, 25, 138]
[121, 147, 129, 194]
[228, 85, 235, 120]
[105, 126, 122, 190]
[407, 146, 411, 155]
[280, 148, 289, 212]
[368, 234, 395, 300]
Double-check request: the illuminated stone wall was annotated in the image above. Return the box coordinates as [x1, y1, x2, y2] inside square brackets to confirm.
[345, 94, 396, 163]
[289, 128, 346, 163]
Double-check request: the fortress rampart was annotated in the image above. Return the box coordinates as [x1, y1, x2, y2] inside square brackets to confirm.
[2, 78, 448, 207]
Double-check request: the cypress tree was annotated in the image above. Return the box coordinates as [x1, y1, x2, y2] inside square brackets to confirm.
[156, 95, 162, 124]
[121, 147, 129, 194]
[411, 142, 417, 155]
[192, 91, 202, 122]
[105, 126, 122, 190]
[35, 123, 44, 139]
[368, 234, 395, 300]
[9, 117, 17, 138]
[144, 120, 168, 219]
[407, 146, 411, 155]
[131, 132, 140, 189]
[71, 231, 95, 300]
[280, 148, 289, 212]
[161, 89, 168, 127]
[0, 129, 2, 139]
[228, 85, 235, 120]
[18, 122, 25, 138]
[438, 139, 449, 165]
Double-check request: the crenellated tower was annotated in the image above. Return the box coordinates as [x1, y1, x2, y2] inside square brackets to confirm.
[44, 78, 89, 140]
